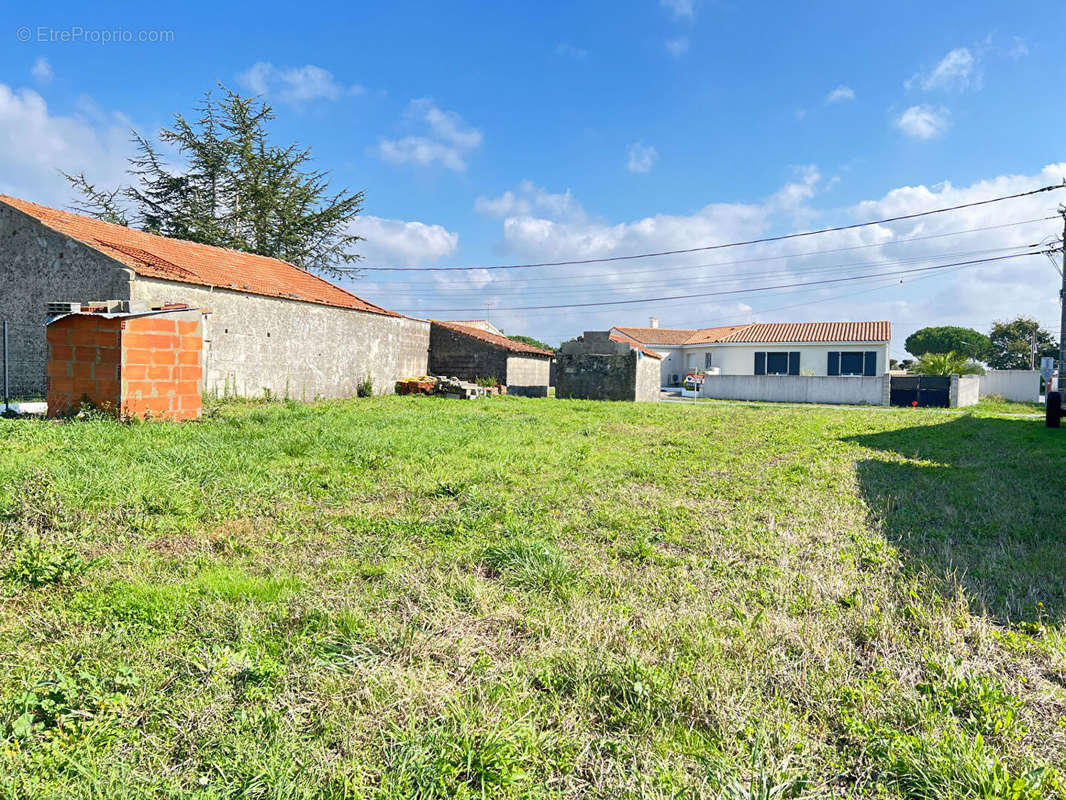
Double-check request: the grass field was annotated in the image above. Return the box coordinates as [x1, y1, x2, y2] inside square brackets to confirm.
[0, 396, 1064, 799]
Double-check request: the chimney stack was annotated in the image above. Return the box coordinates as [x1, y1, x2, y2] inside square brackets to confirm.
[649, 316, 659, 329]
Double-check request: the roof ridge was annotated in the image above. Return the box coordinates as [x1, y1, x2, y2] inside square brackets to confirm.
[0, 193, 395, 317]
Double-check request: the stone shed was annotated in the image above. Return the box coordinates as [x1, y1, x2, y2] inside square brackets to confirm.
[556, 331, 662, 402]
[429, 320, 553, 397]
[0, 195, 428, 399]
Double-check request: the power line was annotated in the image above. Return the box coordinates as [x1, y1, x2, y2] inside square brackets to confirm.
[361, 216, 1055, 288]
[379, 243, 1034, 304]
[395, 250, 1050, 314]
[357, 185, 1064, 272]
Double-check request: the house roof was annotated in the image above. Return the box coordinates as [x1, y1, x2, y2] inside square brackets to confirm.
[431, 320, 554, 357]
[714, 321, 891, 343]
[446, 319, 505, 336]
[611, 326, 700, 346]
[608, 331, 664, 359]
[0, 195, 398, 317]
[613, 320, 890, 346]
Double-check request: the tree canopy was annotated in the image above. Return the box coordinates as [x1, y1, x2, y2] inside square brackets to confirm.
[904, 326, 990, 359]
[986, 317, 1058, 370]
[507, 335, 555, 352]
[65, 88, 364, 278]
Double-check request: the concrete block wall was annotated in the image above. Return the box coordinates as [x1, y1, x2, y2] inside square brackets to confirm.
[132, 278, 429, 398]
[505, 354, 552, 397]
[428, 323, 508, 384]
[950, 374, 980, 408]
[978, 370, 1040, 403]
[699, 374, 888, 405]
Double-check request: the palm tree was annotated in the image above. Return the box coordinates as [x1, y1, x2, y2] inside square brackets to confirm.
[912, 351, 985, 376]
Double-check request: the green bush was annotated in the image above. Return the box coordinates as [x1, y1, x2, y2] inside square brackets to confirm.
[357, 376, 373, 397]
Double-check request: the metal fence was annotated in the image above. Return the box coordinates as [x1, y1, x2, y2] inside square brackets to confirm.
[2, 319, 47, 405]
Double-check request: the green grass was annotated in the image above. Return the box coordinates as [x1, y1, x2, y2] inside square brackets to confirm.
[0, 395, 1064, 798]
[971, 395, 1045, 415]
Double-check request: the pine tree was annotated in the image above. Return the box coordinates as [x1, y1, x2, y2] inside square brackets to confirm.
[64, 87, 364, 278]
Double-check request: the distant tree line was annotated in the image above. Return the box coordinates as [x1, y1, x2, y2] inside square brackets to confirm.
[903, 318, 1058, 373]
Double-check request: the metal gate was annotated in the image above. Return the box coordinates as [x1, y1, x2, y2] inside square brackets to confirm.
[889, 375, 950, 407]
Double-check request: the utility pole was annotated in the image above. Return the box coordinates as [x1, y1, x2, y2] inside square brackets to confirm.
[1059, 206, 1066, 391]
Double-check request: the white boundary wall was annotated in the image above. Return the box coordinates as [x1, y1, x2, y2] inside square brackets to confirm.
[699, 374, 888, 405]
[978, 370, 1039, 403]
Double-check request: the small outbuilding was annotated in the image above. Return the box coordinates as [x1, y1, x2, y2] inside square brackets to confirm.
[556, 331, 662, 402]
[428, 320, 553, 397]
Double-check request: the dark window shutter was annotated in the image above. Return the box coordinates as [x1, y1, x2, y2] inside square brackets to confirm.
[788, 352, 800, 375]
[864, 351, 877, 376]
[754, 352, 766, 375]
[827, 352, 840, 376]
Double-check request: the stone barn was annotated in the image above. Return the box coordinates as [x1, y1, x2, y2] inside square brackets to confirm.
[0, 195, 428, 399]
[556, 331, 662, 402]
[429, 320, 553, 397]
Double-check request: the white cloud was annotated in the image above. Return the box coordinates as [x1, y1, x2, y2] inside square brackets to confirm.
[0, 84, 133, 207]
[31, 57, 53, 85]
[239, 62, 362, 104]
[660, 0, 696, 19]
[375, 98, 482, 171]
[665, 37, 690, 57]
[555, 43, 588, 59]
[626, 141, 658, 173]
[824, 85, 854, 104]
[906, 47, 978, 92]
[348, 215, 459, 267]
[896, 105, 951, 140]
[475, 180, 586, 223]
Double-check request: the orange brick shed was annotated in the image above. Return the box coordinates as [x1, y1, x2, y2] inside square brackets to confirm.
[46, 303, 204, 421]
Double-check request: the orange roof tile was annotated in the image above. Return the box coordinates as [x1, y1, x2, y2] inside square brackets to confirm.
[611, 326, 699, 346]
[715, 321, 890, 343]
[608, 331, 664, 359]
[432, 320, 554, 356]
[0, 195, 398, 317]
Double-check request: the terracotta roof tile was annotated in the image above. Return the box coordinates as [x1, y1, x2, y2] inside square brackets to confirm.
[608, 331, 664, 359]
[611, 326, 698, 346]
[0, 195, 397, 316]
[432, 320, 554, 356]
[714, 321, 891, 343]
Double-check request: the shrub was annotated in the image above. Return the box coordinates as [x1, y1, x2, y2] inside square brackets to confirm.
[474, 376, 499, 388]
[357, 376, 373, 397]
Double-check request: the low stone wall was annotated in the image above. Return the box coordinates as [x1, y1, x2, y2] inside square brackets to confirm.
[699, 374, 888, 405]
[978, 370, 1040, 403]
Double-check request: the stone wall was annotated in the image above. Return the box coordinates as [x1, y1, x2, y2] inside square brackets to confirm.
[0, 203, 134, 398]
[129, 278, 429, 398]
[556, 332, 660, 402]
[2, 203, 429, 400]
[505, 354, 551, 397]
[428, 323, 508, 384]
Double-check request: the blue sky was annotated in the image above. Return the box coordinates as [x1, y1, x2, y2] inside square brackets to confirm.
[1, 1, 1063, 355]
